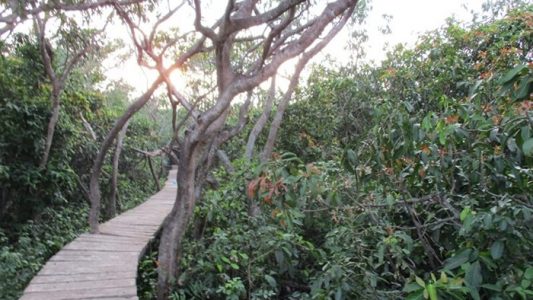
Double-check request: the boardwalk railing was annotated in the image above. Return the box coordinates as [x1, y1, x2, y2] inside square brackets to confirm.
[20, 168, 177, 300]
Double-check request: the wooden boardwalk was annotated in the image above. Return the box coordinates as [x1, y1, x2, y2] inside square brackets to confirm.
[20, 169, 177, 300]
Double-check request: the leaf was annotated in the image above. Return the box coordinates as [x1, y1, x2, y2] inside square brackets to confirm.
[246, 178, 259, 199]
[469, 80, 483, 96]
[406, 289, 425, 300]
[422, 115, 433, 130]
[426, 284, 438, 300]
[420, 144, 431, 154]
[524, 267, 533, 280]
[346, 149, 357, 164]
[404, 282, 424, 293]
[264, 274, 277, 288]
[445, 115, 459, 125]
[274, 250, 284, 267]
[439, 130, 447, 145]
[521, 126, 531, 143]
[490, 240, 504, 260]
[460, 207, 471, 222]
[386, 194, 395, 206]
[404, 101, 414, 113]
[335, 288, 342, 300]
[468, 287, 481, 300]
[522, 138, 533, 157]
[465, 261, 482, 300]
[520, 279, 531, 289]
[481, 283, 502, 292]
[439, 272, 448, 284]
[444, 248, 473, 270]
[514, 76, 532, 100]
[415, 276, 426, 287]
[498, 64, 526, 84]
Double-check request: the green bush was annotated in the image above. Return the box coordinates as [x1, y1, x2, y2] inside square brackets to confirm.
[159, 7, 533, 299]
[0, 35, 170, 299]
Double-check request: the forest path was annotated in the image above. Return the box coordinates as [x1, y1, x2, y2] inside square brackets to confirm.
[19, 168, 177, 300]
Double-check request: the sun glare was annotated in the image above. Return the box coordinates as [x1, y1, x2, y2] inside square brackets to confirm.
[169, 69, 187, 92]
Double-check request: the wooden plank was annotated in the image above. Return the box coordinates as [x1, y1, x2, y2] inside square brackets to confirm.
[50, 253, 138, 262]
[62, 242, 144, 252]
[30, 272, 135, 284]
[85, 298, 138, 300]
[25, 278, 135, 292]
[39, 264, 137, 275]
[75, 236, 147, 245]
[52, 249, 141, 256]
[41, 260, 137, 270]
[78, 233, 147, 242]
[97, 229, 158, 237]
[20, 169, 177, 299]
[97, 231, 154, 239]
[101, 222, 161, 229]
[20, 286, 137, 300]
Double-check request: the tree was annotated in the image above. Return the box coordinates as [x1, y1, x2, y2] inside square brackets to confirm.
[1, 1, 148, 169]
[0, 0, 145, 36]
[34, 14, 105, 168]
[82, 0, 360, 297]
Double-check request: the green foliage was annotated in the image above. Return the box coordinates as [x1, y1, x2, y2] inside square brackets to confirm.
[150, 6, 533, 300]
[158, 155, 347, 299]
[0, 204, 88, 299]
[278, 67, 375, 161]
[337, 7, 532, 299]
[138, 237, 160, 300]
[1, 3, 531, 300]
[0, 35, 170, 299]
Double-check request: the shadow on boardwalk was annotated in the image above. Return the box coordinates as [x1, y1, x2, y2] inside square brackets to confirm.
[19, 168, 177, 300]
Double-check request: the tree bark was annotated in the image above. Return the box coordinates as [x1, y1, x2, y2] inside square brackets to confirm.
[245, 76, 276, 160]
[110, 1, 360, 297]
[35, 15, 93, 168]
[80, 112, 97, 141]
[157, 134, 206, 299]
[39, 89, 61, 169]
[89, 77, 163, 233]
[260, 5, 354, 162]
[147, 156, 161, 191]
[0, 188, 11, 220]
[106, 119, 130, 219]
[260, 66, 303, 162]
[216, 150, 234, 174]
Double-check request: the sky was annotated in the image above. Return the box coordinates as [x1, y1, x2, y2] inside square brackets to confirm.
[359, 0, 485, 62]
[105, 0, 488, 94]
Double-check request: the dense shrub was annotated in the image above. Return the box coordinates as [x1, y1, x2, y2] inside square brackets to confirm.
[0, 35, 169, 299]
[147, 7, 533, 299]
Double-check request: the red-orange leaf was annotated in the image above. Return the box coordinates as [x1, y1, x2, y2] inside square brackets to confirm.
[421, 144, 431, 155]
[445, 115, 459, 124]
[246, 178, 259, 199]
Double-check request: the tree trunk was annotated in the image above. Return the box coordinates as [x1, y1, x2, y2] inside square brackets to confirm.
[39, 89, 61, 169]
[0, 188, 11, 220]
[260, 68, 303, 163]
[259, 5, 354, 162]
[80, 112, 97, 140]
[245, 76, 276, 160]
[157, 137, 203, 299]
[147, 156, 161, 190]
[216, 149, 234, 174]
[152, 1, 358, 297]
[89, 77, 162, 233]
[106, 119, 130, 219]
